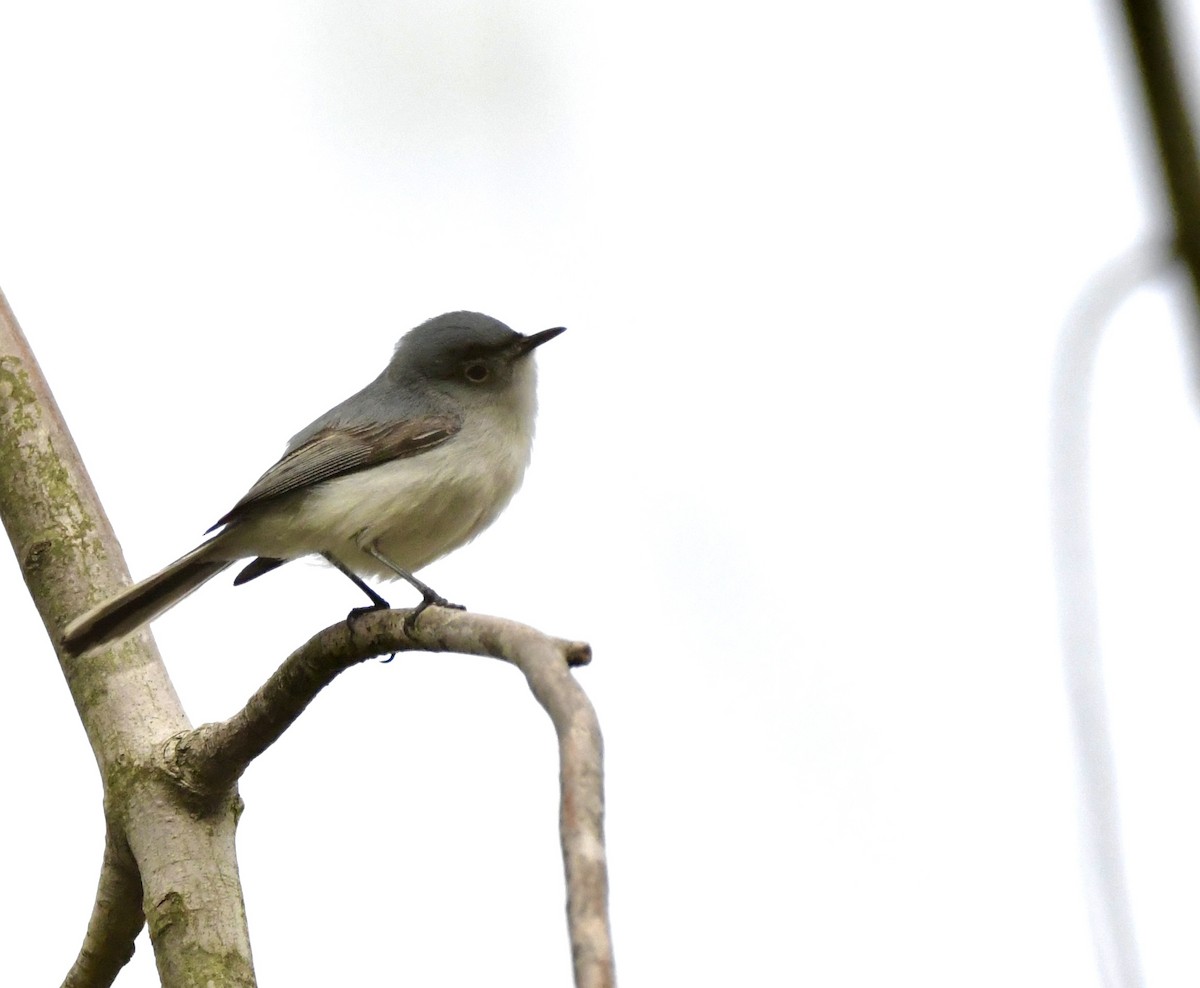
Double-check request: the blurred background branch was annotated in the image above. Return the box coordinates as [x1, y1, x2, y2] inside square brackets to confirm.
[1117, 0, 1200, 379]
[1049, 3, 1200, 986]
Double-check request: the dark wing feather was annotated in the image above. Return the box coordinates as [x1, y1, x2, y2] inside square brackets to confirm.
[209, 414, 460, 530]
[233, 557, 287, 585]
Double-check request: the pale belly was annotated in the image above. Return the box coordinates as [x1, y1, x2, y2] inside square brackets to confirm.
[219, 430, 530, 578]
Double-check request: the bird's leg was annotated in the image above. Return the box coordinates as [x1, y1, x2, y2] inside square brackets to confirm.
[324, 552, 399, 662]
[323, 552, 390, 616]
[362, 543, 465, 630]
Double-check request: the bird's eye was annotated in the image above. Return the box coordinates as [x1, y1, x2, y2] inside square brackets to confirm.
[464, 362, 490, 383]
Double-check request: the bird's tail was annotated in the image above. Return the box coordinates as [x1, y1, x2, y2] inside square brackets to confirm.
[60, 541, 233, 657]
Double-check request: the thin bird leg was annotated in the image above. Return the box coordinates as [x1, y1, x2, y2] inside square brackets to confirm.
[362, 543, 465, 629]
[323, 552, 398, 662]
[322, 552, 390, 613]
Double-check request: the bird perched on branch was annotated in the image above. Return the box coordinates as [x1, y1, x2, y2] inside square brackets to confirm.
[61, 311, 564, 656]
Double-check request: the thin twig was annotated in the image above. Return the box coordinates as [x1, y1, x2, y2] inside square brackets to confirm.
[1051, 243, 1172, 988]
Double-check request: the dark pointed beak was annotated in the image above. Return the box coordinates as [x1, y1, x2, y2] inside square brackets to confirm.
[513, 326, 566, 357]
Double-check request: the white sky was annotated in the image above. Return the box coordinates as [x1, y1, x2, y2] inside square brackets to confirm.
[3, 1, 1200, 985]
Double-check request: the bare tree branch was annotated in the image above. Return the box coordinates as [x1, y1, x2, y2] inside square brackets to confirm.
[1115, 0, 1200, 377]
[347, 609, 612, 988]
[4, 286, 614, 986]
[166, 607, 614, 987]
[1052, 245, 1173, 988]
[1, 288, 258, 986]
[164, 607, 591, 796]
[60, 830, 143, 988]
[1056, 4, 1200, 983]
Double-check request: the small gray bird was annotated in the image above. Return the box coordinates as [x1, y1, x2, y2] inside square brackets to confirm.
[61, 311, 564, 656]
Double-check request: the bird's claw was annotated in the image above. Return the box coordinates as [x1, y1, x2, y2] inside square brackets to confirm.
[346, 602, 389, 622]
[403, 594, 465, 633]
[344, 602, 397, 662]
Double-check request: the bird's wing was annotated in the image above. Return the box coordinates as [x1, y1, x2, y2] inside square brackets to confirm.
[209, 414, 460, 530]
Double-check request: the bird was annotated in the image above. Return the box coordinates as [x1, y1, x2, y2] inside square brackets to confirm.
[61, 311, 564, 656]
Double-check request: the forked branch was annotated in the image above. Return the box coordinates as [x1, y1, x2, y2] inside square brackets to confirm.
[163, 607, 614, 988]
[2, 287, 614, 988]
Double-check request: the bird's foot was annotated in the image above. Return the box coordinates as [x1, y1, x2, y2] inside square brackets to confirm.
[345, 601, 398, 663]
[346, 601, 390, 623]
[403, 593, 465, 633]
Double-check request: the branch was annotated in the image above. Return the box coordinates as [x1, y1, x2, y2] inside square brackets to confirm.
[1115, 0, 1200, 379]
[4, 286, 613, 986]
[60, 830, 144, 988]
[0, 288, 257, 985]
[0, 289, 129, 657]
[1052, 246, 1173, 988]
[165, 607, 614, 988]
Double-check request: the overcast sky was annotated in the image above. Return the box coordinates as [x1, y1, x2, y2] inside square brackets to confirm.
[4, 2, 1200, 985]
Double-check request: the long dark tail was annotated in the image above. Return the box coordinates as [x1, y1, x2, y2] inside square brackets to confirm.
[60, 542, 233, 656]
